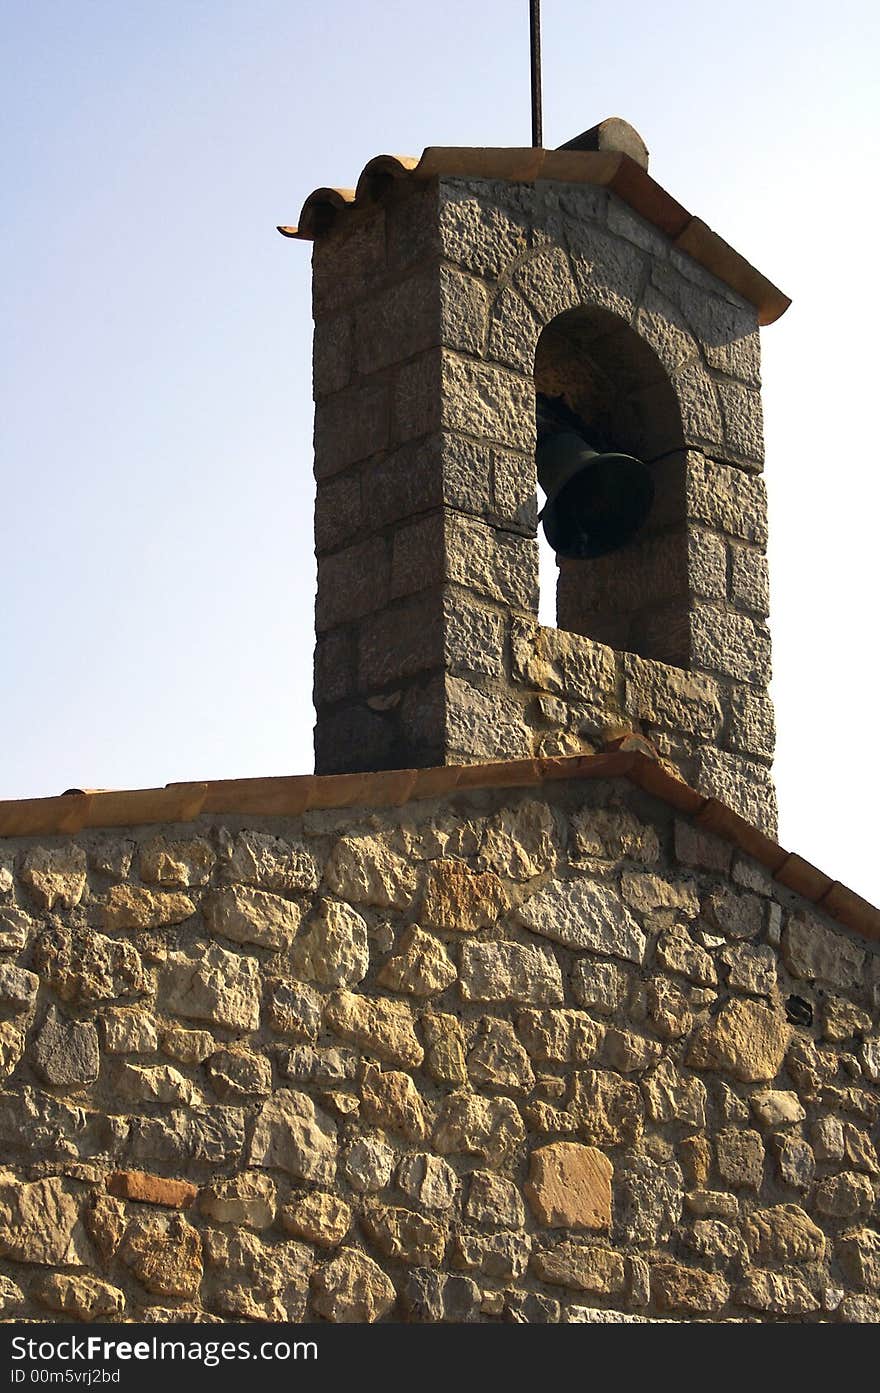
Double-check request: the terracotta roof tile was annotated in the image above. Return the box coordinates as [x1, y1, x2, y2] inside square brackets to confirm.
[1, 751, 876, 943]
[278, 146, 790, 326]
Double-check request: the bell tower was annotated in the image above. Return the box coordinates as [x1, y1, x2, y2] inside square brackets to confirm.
[282, 124, 789, 835]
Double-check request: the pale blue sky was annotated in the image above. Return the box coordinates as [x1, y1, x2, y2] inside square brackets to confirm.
[3, 1, 879, 902]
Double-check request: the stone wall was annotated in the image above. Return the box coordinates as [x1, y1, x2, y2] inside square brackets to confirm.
[310, 176, 775, 834]
[0, 775, 877, 1322]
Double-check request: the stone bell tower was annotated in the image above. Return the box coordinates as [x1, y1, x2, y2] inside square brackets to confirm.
[281, 124, 789, 835]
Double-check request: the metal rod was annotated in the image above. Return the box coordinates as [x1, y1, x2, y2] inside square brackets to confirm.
[529, 0, 543, 148]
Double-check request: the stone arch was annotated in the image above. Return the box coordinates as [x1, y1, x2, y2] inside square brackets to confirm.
[533, 303, 692, 668]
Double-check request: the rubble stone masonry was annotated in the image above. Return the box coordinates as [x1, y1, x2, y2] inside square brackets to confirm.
[0, 775, 877, 1322]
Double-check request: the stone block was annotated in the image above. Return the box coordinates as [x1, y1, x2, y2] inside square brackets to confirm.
[247, 1090, 337, 1184]
[393, 351, 443, 442]
[20, 845, 87, 912]
[162, 942, 261, 1031]
[636, 285, 698, 375]
[312, 309, 352, 399]
[652, 1261, 729, 1314]
[686, 454, 768, 545]
[674, 361, 724, 447]
[465, 1171, 524, 1229]
[387, 182, 440, 271]
[687, 998, 789, 1082]
[781, 911, 865, 990]
[688, 528, 727, 598]
[354, 270, 439, 375]
[694, 746, 778, 835]
[440, 263, 490, 355]
[491, 446, 538, 531]
[313, 627, 357, 706]
[513, 246, 579, 324]
[691, 603, 771, 684]
[487, 287, 540, 372]
[532, 1241, 625, 1293]
[311, 208, 385, 315]
[314, 703, 398, 775]
[443, 597, 505, 679]
[35, 925, 145, 1005]
[446, 678, 532, 761]
[358, 593, 444, 688]
[202, 885, 303, 950]
[310, 1247, 395, 1323]
[324, 990, 423, 1068]
[725, 684, 775, 760]
[566, 223, 645, 321]
[623, 654, 722, 739]
[729, 542, 770, 616]
[459, 939, 564, 1005]
[444, 512, 539, 613]
[674, 819, 732, 873]
[440, 353, 534, 452]
[433, 1092, 526, 1165]
[313, 378, 389, 478]
[515, 877, 647, 963]
[717, 379, 764, 466]
[314, 471, 362, 555]
[438, 184, 531, 280]
[607, 195, 666, 254]
[315, 536, 389, 631]
[31, 1007, 99, 1087]
[651, 261, 761, 385]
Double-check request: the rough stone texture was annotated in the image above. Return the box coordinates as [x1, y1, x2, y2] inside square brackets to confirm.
[162, 943, 261, 1031]
[199, 1173, 276, 1229]
[531, 1241, 625, 1293]
[376, 925, 456, 996]
[524, 1143, 613, 1230]
[35, 926, 144, 1004]
[687, 998, 790, 1082]
[139, 837, 216, 888]
[361, 1066, 427, 1141]
[20, 846, 87, 911]
[202, 886, 303, 950]
[311, 1246, 396, 1323]
[108, 1170, 197, 1208]
[100, 884, 196, 932]
[459, 940, 564, 1005]
[434, 1093, 525, 1165]
[292, 898, 369, 987]
[32, 1007, 99, 1087]
[0, 778, 877, 1323]
[279, 1191, 351, 1247]
[421, 860, 508, 932]
[247, 1091, 337, 1183]
[743, 1205, 825, 1264]
[515, 879, 646, 963]
[224, 830, 318, 894]
[0, 1177, 92, 1266]
[35, 1272, 124, 1320]
[203, 1229, 311, 1321]
[325, 990, 423, 1067]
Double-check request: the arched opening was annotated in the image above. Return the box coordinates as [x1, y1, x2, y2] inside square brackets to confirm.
[534, 305, 689, 667]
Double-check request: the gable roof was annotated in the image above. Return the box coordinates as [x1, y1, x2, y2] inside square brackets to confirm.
[0, 750, 876, 944]
[277, 146, 791, 327]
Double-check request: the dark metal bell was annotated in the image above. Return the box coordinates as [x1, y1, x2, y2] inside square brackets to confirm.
[536, 430, 655, 560]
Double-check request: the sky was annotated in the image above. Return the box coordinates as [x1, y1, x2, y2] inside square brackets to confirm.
[3, 0, 880, 903]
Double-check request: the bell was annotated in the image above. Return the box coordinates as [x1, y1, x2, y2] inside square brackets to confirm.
[536, 430, 655, 560]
